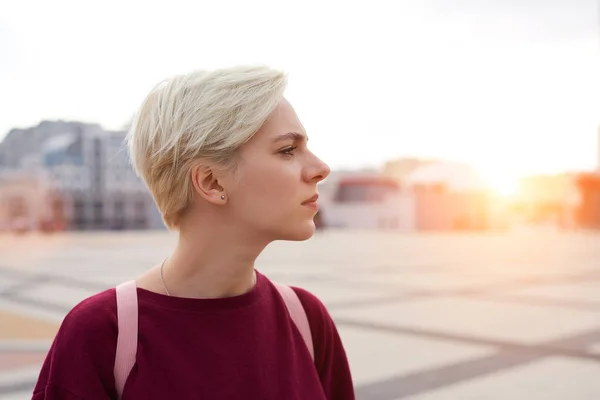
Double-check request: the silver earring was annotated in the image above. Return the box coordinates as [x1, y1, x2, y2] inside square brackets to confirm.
[221, 195, 225, 200]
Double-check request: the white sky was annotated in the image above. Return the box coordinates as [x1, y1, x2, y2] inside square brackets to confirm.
[1, 0, 599, 183]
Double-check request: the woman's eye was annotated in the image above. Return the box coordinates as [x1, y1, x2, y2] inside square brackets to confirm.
[280, 146, 297, 156]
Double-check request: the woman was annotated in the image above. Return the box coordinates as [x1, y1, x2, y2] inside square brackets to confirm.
[32, 65, 355, 399]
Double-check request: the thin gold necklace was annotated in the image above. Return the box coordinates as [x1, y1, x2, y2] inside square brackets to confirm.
[159, 258, 170, 296]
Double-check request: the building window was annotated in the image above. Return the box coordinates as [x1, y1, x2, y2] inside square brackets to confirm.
[335, 179, 398, 203]
[73, 198, 85, 228]
[114, 200, 124, 216]
[134, 200, 146, 216]
[93, 201, 103, 226]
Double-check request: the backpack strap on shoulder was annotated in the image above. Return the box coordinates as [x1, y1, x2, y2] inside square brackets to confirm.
[114, 280, 138, 399]
[272, 282, 315, 361]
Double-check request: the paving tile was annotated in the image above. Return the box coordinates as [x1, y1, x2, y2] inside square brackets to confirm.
[339, 271, 511, 292]
[0, 298, 66, 324]
[294, 281, 403, 305]
[333, 295, 600, 345]
[0, 310, 59, 340]
[2, 390, 34, 400]
[0, 309, 55, 396]
[0, 365, 46, 387]
[402, 356, 600, 400]
[0, 277, 22, 293]
[588, 342, 600, 355]
[0, 351, 48, 372]
[495, 282, 600, 305]
[0, 340, 52, 352]
[16, 283, 99, 311]
[338, 326, 494, 386]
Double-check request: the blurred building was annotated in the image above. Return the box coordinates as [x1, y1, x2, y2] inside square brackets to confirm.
[319, 161, 502, 231]
[383, 158, 489, 231]
[573, 173, 600, 229]
[512, 174, 580, 229]
[319, 170, 415, 230]
[405, 162, 492, 231]
[0, 170, 55, 232]
[0, 121, 164, 231]
[597, 125, 600, 172]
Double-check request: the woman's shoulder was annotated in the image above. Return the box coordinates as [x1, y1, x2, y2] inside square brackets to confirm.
[290, 286, 326, 311]
[71, 287, 117, 313]
[288, 285, 333, 329]
[59, 287, 118, 341]
[33, 288, 120, 398]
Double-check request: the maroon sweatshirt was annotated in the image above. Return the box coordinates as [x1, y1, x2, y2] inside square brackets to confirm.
[32, 271, 355, 399]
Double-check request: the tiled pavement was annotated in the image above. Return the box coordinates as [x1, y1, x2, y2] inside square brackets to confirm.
[1, 229, 599, 399]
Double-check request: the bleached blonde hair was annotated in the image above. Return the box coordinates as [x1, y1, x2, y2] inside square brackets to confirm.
[127, 65, 287, 229]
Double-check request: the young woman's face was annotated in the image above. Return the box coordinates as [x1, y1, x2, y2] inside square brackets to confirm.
[225, 98, 330, 241]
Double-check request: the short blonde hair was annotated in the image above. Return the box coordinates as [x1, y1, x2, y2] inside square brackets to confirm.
[127, 65, 287, 229]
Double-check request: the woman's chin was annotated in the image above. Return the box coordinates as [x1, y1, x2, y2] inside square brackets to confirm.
[280, 221, 316, 242]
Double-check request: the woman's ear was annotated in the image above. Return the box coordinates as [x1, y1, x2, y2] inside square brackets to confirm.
[190, 164, 226, 205]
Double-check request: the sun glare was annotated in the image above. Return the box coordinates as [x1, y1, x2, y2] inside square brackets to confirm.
[482, 172, 519, 198]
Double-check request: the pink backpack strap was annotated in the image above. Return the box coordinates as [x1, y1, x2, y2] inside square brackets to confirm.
[114, 280, 138, 399]
[272, 282, 315, 361]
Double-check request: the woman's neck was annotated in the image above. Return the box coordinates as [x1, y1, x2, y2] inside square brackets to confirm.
[162, 231, 264, 299]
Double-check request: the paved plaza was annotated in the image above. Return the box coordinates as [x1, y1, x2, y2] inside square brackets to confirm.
[1, 229, 599, 399]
